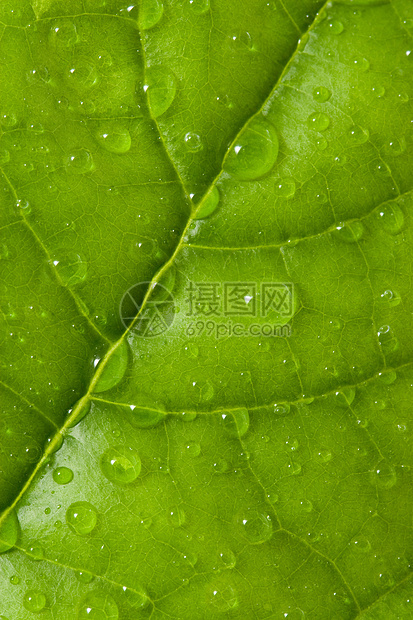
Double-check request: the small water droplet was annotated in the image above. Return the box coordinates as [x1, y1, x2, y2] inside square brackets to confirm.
[352, 56, 370, 71]
[219, 549, 236, 569]
[0, 148, 10, 164]
[185, 442, 201, 457]
[100, 446, 141, 484]
[378, 370, 397, 384]
[351, 536, 371, 552]
[139, 0, 164, 29]
[65, 148, 94, 174]
[274, 178, 296, 198]
[184, 132, 203, 152]
[26, 543, 44, 561]
[307, 111, 330, 131]
[66, 501, 98, 536]
[236, 508, 273, 544]
[207, 581, 238, 612]
[348, 125, 369, 144]
[23, 591, 46, 613]
[15, 198, 31, 216]
[181, 411, 197, 422]
[385, 137, 406, 156]
[194, 186, 220, 219]
[328, 19, 344, 34]
[144, 66, 177, 117]
[379, 289, 401, 307]
[0, 112, 18, 128]
[313, 86, 332, 102]
[377, 202, 405, 234]
[224, 116, 278, 180]
[316, 135, 328, 150]
[300, 499, 313, 512]
[50, 21, 78, 48]
[335, 386, 356, 407]
[371, 459, 397, 488]
[213, 458, 229, 473]
[378, 325, 399, 354]
[67, 61, 98, 90]
[126, 395, 166, 428]
[94, 340, 129, 393]
[317, 449, 333, 463]
[0, 509, 19, 554]
[189, 0, 210, 14]
[168, 505, 186, 527]
[52, 466, 74, 485]
[77, 591, 119, 620]
[10, 575, 20, 585]
[221, 408, 249, 438]
[95, 123, 131, 154]
[335, 220, 364, 243]
[75, 570, 94, 584]
[121, 585, 149, 610]
[50, 250, 87, 286]
[273, 403, 291, 416]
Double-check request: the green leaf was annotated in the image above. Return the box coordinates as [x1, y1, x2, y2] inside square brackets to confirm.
[1, 0, 412, 618]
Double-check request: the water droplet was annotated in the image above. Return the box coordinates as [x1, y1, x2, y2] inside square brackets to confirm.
[75, 570, 94, 584]
[0, 112, 17, 128]
[351, 536, 371, 552]
[221, 408, 249, 438]
[181, 411, 197, 422]
[126, 395, 166, 428]
[184, 132, 203, 152]
[95, 123, 131, 154]
[65, 148, 94, 174]
[26, 543, 44, 560]
[213, 458, 229, 473]
[313, 86, 331, 102]
[0, 149, 10, 164]
[300, 499, 313, 512]
[121, 585, 149, 610]
[194, 186, 220, 219]
[378, 370, 397, 385]
[15, 198, 31, 216]
[335, 220, 364, 243]
[168, 505, 186, 527]
[307, 112, 330, 131]
[219, 549, 236, 569]
[77, 591, 119, 620]
[67, 61, 98, 90]
[236, 508, 273, 544]
[94, 340, 129, 393]
[398, 92, 409, 103]
[328, 19, 344, 34]
[23, 591, 46, 613]
[274, 178, 296, 198]
[139, 0, 164, 29]
[189, 0, 210, 14]
[377, 202, 404, 234]
[348, 125, 369, 144]
[50, 250, 87, 286]
[380, 289, 401, 307]
[66, 501, 98, 536]
[0, 509, 19, 553]
[10, 575, 20, 585]
[67, 400, 91, 428]
[145, 66, 177, 117]
[53, 466, 74, 485]
[273, 403, 291, 416]
[378, 325, 399, 354]
[224, 116, 278, 180]
[100, 446, 141, 484]
[316, 135, 328, 150]
[386, 137, 406, 156]
[317, 449, 333, 463]
[371, 85, 385, 97]
[185, 442, 201, 457]
[370, 460, 397, 488]
[50, 21, 78, 47]
[352, 57, 370, 71]
[207, 581, 238, 612]
[335, 386, 356, 407]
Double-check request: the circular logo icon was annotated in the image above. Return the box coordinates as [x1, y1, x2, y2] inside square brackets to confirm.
[119, 281, 175, 337]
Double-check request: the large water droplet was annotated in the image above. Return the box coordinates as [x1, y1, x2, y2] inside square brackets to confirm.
[23, 591, 46, 613]
[378, 325, 399, 354]
[50, 250, 87, 286]
[0, 509, 19, 554]
[94, 340, 129, 393]
[194, 186, 220, 219]
[236, 508, 273, 544]
[77, 591, 119, 620]
[53, 466, 74, 485]
[126, 395, 166, 428]
[67, 61, 98, 90]
[221, 408, 249, 438]
[189, 0, 210, 14]
[335, 221, 364, 243]
[307, 112, 330, 131]
[66, 501, 98, 536]
[100, 446, 141, 484]
[224, 117, 278, 181]
[145, 66, 177, 117]
[370, 460, 397, 488]
[65, 148, 94, 174]
[95, 123, 131, 154]
[139, 0, 164, 29]
[377, 202, 404, 234]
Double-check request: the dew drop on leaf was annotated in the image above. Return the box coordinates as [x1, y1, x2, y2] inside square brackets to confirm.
[77, 591, 119, 620]
[335, 386, 356, 407]
[194, 186, 220, 219]
[213, 458, 229, 474]
[121, 585, 149, 610]
[236, 508, 273, 544]
[181, 411, 197, 422]
[66, 61, 98, 91]
[185, 442, 201, 457]
[379, 289, 401, 307]
[328, 19, 344, 34]
[126, 395, 166, 428]
[312, 86, 332, 102]
[221, 408, 249, 438]
[378, 325, 399, 354]
[75, 570, 93, 584]
[67, 400, 91, 428]
[100, 446, 141, 484]
[49, 21, 78, 48]
[50, 250, 88, 286]
[144, 66, 177, 117]
[351, 536, 371, 553]
[348, 125, 369, 144]
[189, 0, 210, 14]
[317, 449, 333, 463]
[26, 542, 44, 560]
[207, 581, 239, 612]
[10, 575, 20, 585]
[300, 499, 313, 513]
[307, 112, 330, 131]
[274, 178, 296, 198]
[378, 370, 397, 384]
[53, 467, 74, 485]
[370, 460, 397, 488]
[0, 509, 19, 554]
[316, 135, 328, 150]
[219, 549, 236, 569]
[95, 123, 131, 154]
[65, 148, 94, 174]
[94, 340, 129, 393]
[168, 505, 186, 527]
[23, 591, 46, 613]
[184, 132, 203, 152]
[66, 501, 98, 536]
[139, 0, 164, 30]
[335, 220, 364, 243]
[377, 202, 405, 234]
[224, 117, 278, 181]
[273, 403, 291, 416]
